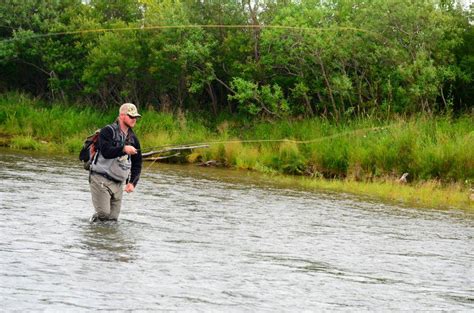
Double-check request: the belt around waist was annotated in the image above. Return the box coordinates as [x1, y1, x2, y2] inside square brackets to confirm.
[91, 171, 123, 183]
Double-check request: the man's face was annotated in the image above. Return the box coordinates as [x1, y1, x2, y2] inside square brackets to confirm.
[121, 113, 138, 128]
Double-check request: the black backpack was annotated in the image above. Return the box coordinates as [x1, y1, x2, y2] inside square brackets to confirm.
[79, 129, 100, 170]
[79, 123, 123, 170]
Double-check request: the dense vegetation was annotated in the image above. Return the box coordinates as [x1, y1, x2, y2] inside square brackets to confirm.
[1, 93, 472, 186]
[1, 0, 473, 118]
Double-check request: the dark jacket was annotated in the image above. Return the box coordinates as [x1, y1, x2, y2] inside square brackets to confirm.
[97, 122, 142, 186]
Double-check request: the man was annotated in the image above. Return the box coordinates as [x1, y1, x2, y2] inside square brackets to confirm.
[89, 103, 142, 222]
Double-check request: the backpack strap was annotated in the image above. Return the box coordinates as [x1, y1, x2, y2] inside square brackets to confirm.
[93, 123, 124, 166]
[109, 122, 124, 144]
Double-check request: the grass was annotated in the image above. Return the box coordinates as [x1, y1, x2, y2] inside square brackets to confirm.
[0, 92, 114, 152]
[262, 173, 473, 212]
[10, 135, 42, 150]
[1, 92, 473, 211]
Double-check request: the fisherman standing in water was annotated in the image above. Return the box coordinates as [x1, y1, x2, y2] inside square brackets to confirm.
[89, 103, 142, 222]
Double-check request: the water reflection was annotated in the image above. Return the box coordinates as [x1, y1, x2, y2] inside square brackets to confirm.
[80, 221, 137, 263]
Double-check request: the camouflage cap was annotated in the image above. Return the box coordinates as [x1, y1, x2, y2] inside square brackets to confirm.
[120, 103, 141, 118]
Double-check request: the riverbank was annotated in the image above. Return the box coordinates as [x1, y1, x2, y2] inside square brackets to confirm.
[1, 93, 473, 211]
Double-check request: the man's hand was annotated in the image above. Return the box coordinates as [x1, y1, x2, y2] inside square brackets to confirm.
[124, 183, 135, 193]
[123, 145, 137, 155]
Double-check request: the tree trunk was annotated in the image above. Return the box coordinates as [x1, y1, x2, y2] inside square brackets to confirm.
[247, 0, 260, 62]
[207, 83, 218, 115]
[315, 52, 338, 121]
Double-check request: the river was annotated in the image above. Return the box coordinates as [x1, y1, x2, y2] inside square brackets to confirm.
[0, 149, 473, 311]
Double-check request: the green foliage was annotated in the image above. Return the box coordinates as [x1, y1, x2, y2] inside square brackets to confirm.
[228, 78, 260, 115]
[276, 142, 306, 175]
[0, 0, 472, 117]
[91, 0, 142, 23]
[82, 28, 145, 106]
[229, 78, 290, 117]
[310, 139, 349, 178]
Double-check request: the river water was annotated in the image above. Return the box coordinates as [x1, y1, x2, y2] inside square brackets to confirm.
[0, 149, 473, 311]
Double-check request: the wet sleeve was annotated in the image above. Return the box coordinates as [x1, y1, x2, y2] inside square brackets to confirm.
[98, 126, 126, 159]
[129, 135, 142, 187]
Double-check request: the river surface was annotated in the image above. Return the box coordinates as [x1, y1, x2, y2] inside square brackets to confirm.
[0, 149, 473, 311]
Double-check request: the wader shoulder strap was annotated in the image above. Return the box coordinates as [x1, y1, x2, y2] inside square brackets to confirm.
[93, 124, 120, 166]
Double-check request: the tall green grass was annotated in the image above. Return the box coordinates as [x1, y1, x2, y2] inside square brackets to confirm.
[0, 92, 114, 153]
[202, 117, 473, 184]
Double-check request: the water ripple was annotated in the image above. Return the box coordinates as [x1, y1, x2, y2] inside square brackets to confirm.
[0, 149, 473, 311]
